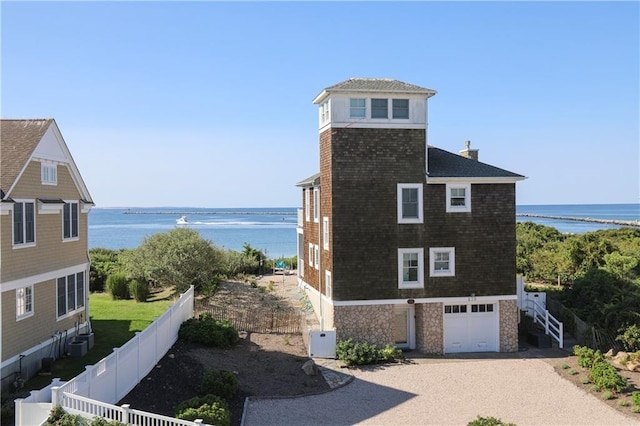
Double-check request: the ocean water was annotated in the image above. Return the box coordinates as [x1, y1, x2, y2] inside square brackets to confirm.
[88, 204, 639, 258]
[88, 207, 298, 258]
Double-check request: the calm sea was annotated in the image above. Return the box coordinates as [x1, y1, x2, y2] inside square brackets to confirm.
[89, 204, 639, 258]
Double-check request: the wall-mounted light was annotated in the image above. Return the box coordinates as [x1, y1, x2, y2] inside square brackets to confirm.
[407, 299, 415, 304]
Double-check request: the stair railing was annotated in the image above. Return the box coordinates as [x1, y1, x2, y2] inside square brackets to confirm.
[525, 298, 564, 349]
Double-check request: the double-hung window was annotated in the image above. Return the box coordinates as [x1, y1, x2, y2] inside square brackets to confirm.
[63, 201, 79, 240]
[13, 201, 35, 246]
[371, 98, 388, 118]
[429, 247, 455, 277]
[57, 271, 85, 319]
[323, 217, 329, 250]
[350, 98, 366, 118]
[305, 190, 310, 222]
[16, 285, 34, 320]
[392, 99, 409, 119]
[397, 183, 423, 224]
[398, 248, 424, 289]
[313, 188, 320, 223]
[314, 244, 319, 269]
[325, 270, 332, 298]
[446, 183, 471, 213]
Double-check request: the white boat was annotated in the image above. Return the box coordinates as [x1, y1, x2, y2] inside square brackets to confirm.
[176, 215, 188, 225]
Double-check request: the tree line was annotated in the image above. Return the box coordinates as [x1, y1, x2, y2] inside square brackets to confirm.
[517, 222, 640, 350]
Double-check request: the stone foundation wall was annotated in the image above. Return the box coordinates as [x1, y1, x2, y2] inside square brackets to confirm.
[334, 305, 393, 346]
[499, 299, 519, 352]
[416, 302, 443, 354]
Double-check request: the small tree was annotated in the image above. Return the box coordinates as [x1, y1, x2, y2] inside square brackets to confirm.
[121, 228, 224, 294]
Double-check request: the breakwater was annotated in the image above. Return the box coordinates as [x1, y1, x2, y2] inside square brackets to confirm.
[517, 213, 639, 228]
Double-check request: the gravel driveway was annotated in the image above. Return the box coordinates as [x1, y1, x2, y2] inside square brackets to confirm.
[242, 358, 639, 426]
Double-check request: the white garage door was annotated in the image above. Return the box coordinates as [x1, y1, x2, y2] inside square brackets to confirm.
[444, 303, 498, 353]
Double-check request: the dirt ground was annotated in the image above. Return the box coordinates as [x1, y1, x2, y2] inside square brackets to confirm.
[118, 275, 329, 426]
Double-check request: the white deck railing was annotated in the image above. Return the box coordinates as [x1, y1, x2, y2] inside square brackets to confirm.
[15, 286, 195, 426]
[525, 298, 564, 349]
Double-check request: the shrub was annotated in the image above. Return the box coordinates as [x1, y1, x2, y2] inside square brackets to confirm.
[335, 338, 380, 366]
[200, 276, 221, 297]
[128, 279, 149, 302]
[379, 344, 404, 363]
[632, 405, 640, 413]
[573, 345, 604, 369]
[632, 391, 640, 406]
[178, 314, 239, 347]
[618, 399, 629, 407]
[616, 324, 640, 352]
[106, 272, 130, 300]
[175, 394, 230, 426]
[46, 405, 88, 425]
[580, 376, 590, 384]
[467, 415, 516, 426]
[568, 369, 578, 375]
[601, 390, 614, 400]
[590, 361, 627, 392]
[90, 418, 126, 426]
[561, 363, 570, 369]
[200, 370, 239, 400]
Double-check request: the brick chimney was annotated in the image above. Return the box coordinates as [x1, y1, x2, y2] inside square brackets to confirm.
[459, 140, 479, 161]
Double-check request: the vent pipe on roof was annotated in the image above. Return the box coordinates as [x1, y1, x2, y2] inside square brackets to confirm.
[459, 140, 479, 161]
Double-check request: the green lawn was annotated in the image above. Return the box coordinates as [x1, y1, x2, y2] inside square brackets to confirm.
[23, 289, 175, 391]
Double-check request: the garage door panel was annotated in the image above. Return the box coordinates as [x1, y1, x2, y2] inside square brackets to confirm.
[444, 303, 498, 354]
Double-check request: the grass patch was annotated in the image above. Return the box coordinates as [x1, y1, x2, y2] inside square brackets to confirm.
[23, 289, 175, 391]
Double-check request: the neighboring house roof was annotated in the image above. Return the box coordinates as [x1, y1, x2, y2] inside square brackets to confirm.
[0, 119, 52, 193]
[427, 146, 525, 181]
[295, 173, 320, 188]
[0, 118, 94, 203]
[313, 78, 437, 104]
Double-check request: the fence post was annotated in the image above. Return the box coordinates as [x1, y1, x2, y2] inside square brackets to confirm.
[121, 404, 131, 424]
[51, 386, 60, 407]
[14, 398, 23, 426]
[559, 322, 564, 349]
[194, 419, 203, 425]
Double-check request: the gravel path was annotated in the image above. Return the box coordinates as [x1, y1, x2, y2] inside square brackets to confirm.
[242, 358, 639, 426]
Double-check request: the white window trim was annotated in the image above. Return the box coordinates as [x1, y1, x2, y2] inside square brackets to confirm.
[12, 200, 36, 248]
[313, 244, 319, 270]
[325, 270, 332, 298]
[313, 188, 320, 223]
[323, 217, 329, 250]
[62, 200, 80, 241]
[308, 243, 313, 267]
[446, 183, 471, 213]
[16, 285, 34, 321]
[41, 162, 57, 185]
[398, 248, 424, 289]
[305, 189, 310, 222]
[429, 247, 456, 277]
[397, 183, 423, 224]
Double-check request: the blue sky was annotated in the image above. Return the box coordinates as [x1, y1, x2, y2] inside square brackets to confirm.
[2, 1, 638, 208]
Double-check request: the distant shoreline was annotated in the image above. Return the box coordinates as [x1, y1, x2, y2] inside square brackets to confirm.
[516, 213, 639, 228]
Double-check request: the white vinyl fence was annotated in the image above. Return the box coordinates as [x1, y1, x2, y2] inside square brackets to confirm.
[15, 286, 195, 426]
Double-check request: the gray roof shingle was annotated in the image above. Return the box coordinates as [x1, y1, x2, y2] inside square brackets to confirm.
[427, 146, 524, 179]
[324, 78, 436, 94]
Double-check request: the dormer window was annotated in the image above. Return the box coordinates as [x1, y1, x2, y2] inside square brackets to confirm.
[350, 98, 366, 118]
[392, 99, 409, 119]
[41, 163, 57, 185]
[371, 98, 388, 118]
